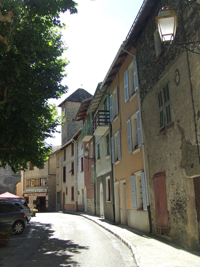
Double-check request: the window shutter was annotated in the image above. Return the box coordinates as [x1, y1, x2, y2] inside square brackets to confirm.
[109, 94, 113, 121]
[130, 175, 137, 209]
[141, 172, 147, 211]
[158, 91, 164, 129]
[136, 110, 142, 147]
[133, 57, 138, 92]
[91, 165, 94, 184]
[117, 131, 121, 160]
[127, 119, 132, 153]
[111, 136, 115, 163]
[124, 70, 129, 102]
[116, 86, 119, 115]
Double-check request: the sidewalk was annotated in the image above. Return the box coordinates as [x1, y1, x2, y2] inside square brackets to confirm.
[68, 212, 200, 267]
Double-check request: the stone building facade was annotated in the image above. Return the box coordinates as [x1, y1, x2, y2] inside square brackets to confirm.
[58, 88, 92, 146]
[132, 0, 200, 249]
[0, 166, 21, 194]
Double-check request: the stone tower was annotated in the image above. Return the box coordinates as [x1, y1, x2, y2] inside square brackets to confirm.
[58, 88, 92, 146]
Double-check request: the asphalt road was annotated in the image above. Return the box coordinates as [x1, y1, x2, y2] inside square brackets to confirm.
[0, 212, 136, 267]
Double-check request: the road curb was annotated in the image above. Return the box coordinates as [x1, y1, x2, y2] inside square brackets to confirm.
[81, 214, 142, 267]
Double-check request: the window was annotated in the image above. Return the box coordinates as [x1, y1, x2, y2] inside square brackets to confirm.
[106, 134, 110, 156]
[103, 97, 107, 110]
[71, 162, 74, 175]
[56, 173, 59, 185]
[29, 162, 34, 170]
[64, 149, 66, 161]
[127, 110, 142, 152]
[97, 143, 100, 160]
[39, 178, 47, 186]
[130, 171, 147, 211]
[71, 187, 74, 201]
[106, 177, 111, 201]
[57, 156, 59, 168]
[110, 86, 118, 121]
[81, 157, 84, 172]
[26, 179, 30, 188]
[91, 165, 94, 184]
[158, 83, 171, 129]
[71, 143, 74, 156]
[124, 57, 138, 102]
[111, 130, 121, 163]
[63, 166, 66, 182]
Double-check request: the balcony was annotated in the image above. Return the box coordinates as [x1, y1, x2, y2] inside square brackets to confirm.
[81, 119, 93, 142]
[93, 110, 110, 136]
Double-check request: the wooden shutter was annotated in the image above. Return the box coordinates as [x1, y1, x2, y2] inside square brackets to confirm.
[136, 110, 142, 147]
[133, 57, 138, 92]
[130, 175, 137, 209]
[158, 91, 164, 129]
[141, 172, 147, 210]
[117, 131, 121, 160]
[111, 136, 115, 163]
[127, 119, 132, 153]
[116, 86, 118, 115]
[124, 69, 129, 102]
[109, 94, 113, 121]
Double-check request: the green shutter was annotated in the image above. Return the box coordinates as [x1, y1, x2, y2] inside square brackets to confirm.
[127, 119, 132, 153]
[91, 165, 94, 184]
[124, 69, 129, 102]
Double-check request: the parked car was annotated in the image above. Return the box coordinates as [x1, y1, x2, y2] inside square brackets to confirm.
[0, 201, 27, 234]
[28, 204, 38, 217]
[2, 199, 32, 222]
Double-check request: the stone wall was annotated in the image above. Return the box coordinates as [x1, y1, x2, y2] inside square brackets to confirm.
[61, 101, 83, 145]
[0, 166, 21, 194]
[135, 0, 200, 249]
[87, 198, 95, 214]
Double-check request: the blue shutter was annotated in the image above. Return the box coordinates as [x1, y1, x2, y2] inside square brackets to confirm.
[111, 136, 115, 163]
[133, 57, 138, 92]
[137, 110, 142, 147]
[127, 119, 132, 153]
[130, 175, 137, 209]
[117, 131, 121, 160]
[141, 172, 147, 211]
[109, 94, 113, 121]
[124, 70, 129, 102]
[116, 86, 118, 115]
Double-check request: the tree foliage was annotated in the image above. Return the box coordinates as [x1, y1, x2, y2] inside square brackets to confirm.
[0, 0, 77, 172]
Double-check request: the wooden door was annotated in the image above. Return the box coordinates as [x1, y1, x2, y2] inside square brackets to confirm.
[153, 171, 169, 235]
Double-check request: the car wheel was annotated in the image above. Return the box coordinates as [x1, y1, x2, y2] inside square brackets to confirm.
[13, 221, 24, 234]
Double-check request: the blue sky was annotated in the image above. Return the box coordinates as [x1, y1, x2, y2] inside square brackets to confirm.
[47, 0, 144, 146]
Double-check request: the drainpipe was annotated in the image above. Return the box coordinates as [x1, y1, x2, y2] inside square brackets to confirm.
[110, 122, 115, 223]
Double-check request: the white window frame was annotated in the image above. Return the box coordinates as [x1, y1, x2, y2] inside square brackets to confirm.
[56, 173, 59, 185]
[111, 130, 121, 163]
[110, 86, 118, 121]
[130, 171, 147, 211]
[127, 110, 142, 153]
[124, 57, 138, 102]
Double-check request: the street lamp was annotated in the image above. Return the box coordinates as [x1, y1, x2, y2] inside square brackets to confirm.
[156, 6, 178, 42]
[156, 6, 200, 54]
[84, 147, 93, 160]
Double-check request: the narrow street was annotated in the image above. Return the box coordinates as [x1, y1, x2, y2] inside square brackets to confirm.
[0, 213, 136, 267]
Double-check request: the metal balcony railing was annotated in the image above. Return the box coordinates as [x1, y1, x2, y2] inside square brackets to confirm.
[93, 110, 110, 135]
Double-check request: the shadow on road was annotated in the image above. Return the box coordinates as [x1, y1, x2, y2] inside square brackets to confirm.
[0, 220, 89, 267]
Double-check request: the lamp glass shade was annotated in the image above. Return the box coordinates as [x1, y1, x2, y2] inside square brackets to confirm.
[84, 150, 89, 157]
[156, 7, 178, 42]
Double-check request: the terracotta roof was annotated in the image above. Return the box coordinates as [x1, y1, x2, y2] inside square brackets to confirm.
[58, 88, 92, 107]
